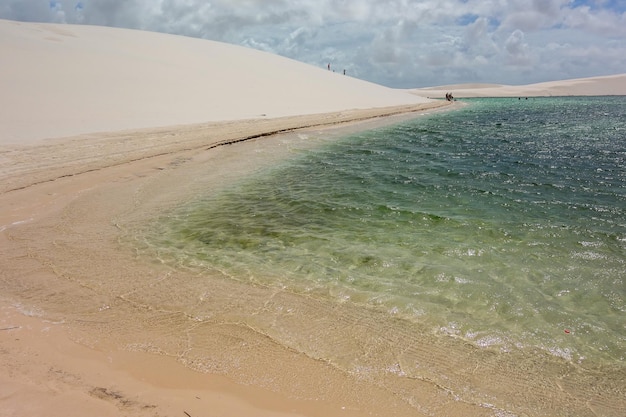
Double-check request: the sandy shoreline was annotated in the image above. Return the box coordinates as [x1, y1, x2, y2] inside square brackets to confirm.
[0, 103, 448, 195]
[0, 303, 333, 417]
[1, 104, 461, 417]
[2, 18, 625, 417]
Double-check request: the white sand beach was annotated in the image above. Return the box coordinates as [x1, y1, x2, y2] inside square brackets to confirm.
[1, 19, 624, 417]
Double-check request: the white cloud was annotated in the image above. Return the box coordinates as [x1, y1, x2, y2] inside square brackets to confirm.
[463, 17, 500, 58]
[1, 0, 624, 87]
[504, 29, 531, 65]
[564, 6, 626, 37]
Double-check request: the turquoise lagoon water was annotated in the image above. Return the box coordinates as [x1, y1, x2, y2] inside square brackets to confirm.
[145, 97, 625, 366]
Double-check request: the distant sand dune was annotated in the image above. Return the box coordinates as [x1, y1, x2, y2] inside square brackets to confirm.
[411, 73, 626, 98]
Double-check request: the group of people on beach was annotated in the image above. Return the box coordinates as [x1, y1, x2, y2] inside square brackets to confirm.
[445, 92, 454, 101]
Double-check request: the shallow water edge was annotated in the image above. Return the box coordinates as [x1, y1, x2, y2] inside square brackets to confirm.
[1, 101, 624, 417]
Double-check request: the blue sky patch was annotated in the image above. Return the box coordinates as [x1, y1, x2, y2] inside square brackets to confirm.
[457, 13, 479, 26]
[571, 0, 626, 13]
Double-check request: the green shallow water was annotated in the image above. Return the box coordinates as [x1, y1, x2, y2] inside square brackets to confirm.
[143, 97, 625, 365]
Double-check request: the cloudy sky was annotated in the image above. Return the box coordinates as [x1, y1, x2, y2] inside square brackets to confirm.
[2, 0, 625, 88]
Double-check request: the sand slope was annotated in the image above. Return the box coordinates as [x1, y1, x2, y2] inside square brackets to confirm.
[411, 73, 626, 98]
[0, 19, 429, 144]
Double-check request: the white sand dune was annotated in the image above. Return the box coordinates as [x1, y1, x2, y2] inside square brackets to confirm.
[0, 19, 431, 144]
[411, 73, 626, 98]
